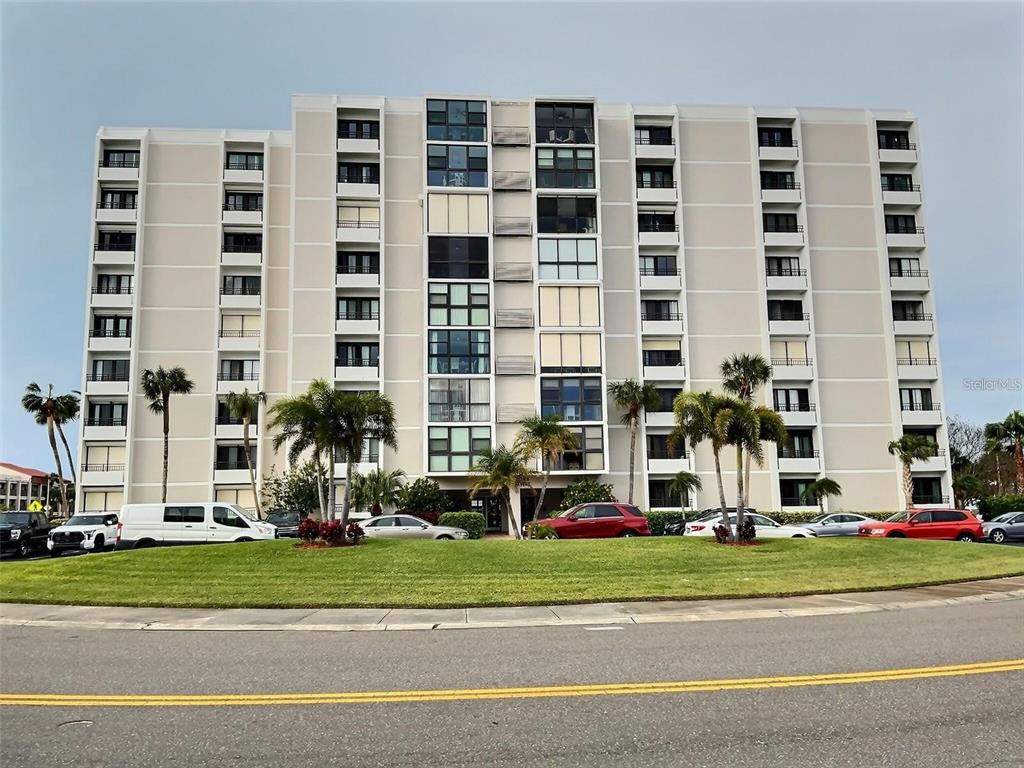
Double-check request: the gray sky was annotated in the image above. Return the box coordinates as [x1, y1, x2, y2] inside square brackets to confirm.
[1, 1, 1022, 471]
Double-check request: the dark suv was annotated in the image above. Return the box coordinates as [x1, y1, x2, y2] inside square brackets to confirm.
[0, 511, 54, 558]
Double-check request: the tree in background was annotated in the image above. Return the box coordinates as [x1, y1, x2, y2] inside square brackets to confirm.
[267, 381, 333, 519]
[668, 471, 702, 516]
[397, 477, 451, 520]
[351, 469, 406, 517]
[225, 389, 267, 518]
[53, 392, 80, 485]
[557, 477, 617, 511]
[800, 477, 843, 514]
[674, 391, 737, 540]
[952, 474, 985, 509]
[946, 415, 984, 476]
[139, 367, 195, 503]
[332, 392, 398, 529]
[990, 411, 1024, 493]
[21, 383, 78, 515]
[888, 434, 939, 509]
[261, 461, 327, 518]
[515, 413, 578, 519]
[607, 379, 660, 505]
[720, 353, 773, 509]
[469, 445, 534, 540]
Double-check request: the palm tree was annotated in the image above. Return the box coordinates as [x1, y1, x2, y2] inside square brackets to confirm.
[53, 392, 80, 484]
[952, 474, 984, 509]
[983, 422, 1010, 494]
[267, 381, 332, 519]
[674, 390, 738, 539]
[225, 389, 267, 518]
[722, 400, 762, 532]
[515, 413, 578, 519]
[668, 471, 702, 516]
[721, 353, 773, 508]
[888, 434, 938, 509]
[993, 411, 1024, 493]
[801, 477, 843, 514]
[469, 445, 534, 540]
[351, 468, 406, 516]
[607, 379, 660, 504]
[332, 391, 398, 528]
[21, 383, 75, 515]
[139, 367, 195, 503]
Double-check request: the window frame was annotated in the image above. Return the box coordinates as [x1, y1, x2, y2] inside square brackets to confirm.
[426, 99, 488, 142]
[537, 196, 598, 234]
[428, 378, 491, 423]
[540, 377, 603, 422]
[427, 237, 489, 279]
[428, 330, 491, 374]
[536, 147, 595, 189]
[428, 426, 491, 472]
[427, 144, 488, 187]
[537, 238, 598, 281]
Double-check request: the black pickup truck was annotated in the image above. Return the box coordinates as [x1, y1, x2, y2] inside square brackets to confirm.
[0, 511, 54, 558]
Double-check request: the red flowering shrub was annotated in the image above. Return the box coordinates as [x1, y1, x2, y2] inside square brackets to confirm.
[346, 523, 365, 543]
[319, 520, 346, 546]
[297, 518, 320, 543]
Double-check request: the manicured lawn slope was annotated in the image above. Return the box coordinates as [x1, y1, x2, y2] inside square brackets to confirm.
[2, 538, 1022, 609]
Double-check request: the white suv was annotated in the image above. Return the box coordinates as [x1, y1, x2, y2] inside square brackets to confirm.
[48, 514, 119, 555]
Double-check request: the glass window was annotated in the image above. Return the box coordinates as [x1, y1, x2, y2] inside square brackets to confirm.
[91, 314, 131, 337]
[213, 506, 249, 528]
[634, 126, 672, 146]
[337, 162, 380, 184]
[535, 103, 594, 144]
[767, 300, 805, 321]
[90, 359, 129, 382]
[215, 445, 256, 470]
[223, 232, 262, 253]
[99, 189, 137, 210]
[219, 359, 260, 381]
[547, 425, 603, 471]
[900, 388, 934, 411]
[428, 237, 489, 279]
[338, 120, 379, 140]
[758, 127, 793, 147]
[337, 251, 379, 275]
[779, 478, 816, 507]
[636, 166, 673, 189]
[641, 300, 679, 321]
[763, 213, 798, 233]
[779, 430, 815, 459]
[428, 330, 490, 374]
[226, 152, 263, 171]
[427, 145, 488, 187]
[540, 377, 602, 421]
[642, 346, 682, 367]
[639, 254, 678, 276]
[221, 275, 261, 295]
[760, 171, 796, 190]
[224, 192, 263, 212]
[428, 379, 490, 422]
[428, 426, 491, 472]
[427, 99, 487, 142]
[537, 148, 595, 189]
[649, 479, 689, 508]
[638, 212, 676, 232]
[878, 130, 912, 150]
[892, 301, 927, 321]
[537, 197, 597, 234]
[881, 173, 915, 191]
[96, 230, 135, 251]
[773, 388, 811, 412]
[102, 149, 140, 168]
[538, 238, 598, 281]
[646, 433, 685, 459]
[95, 273, 132, 294]
[889, 257, 922, 277]
[650, 388, 681, 413]
[885, 214, 918, 234]
[766, 256, 802, 277]
[87, 401, 127, 426]
[337, 297, 379, 320]
[335, 343, 379, 367]
[428, 283, 489, 326]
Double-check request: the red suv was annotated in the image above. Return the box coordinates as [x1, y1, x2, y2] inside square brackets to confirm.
[857, 509, 982, 542]
[541, 503, 651, 539]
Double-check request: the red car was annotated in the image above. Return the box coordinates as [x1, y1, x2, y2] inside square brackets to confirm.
[857, 508, 982, 542]
[541, 503, 650, 539]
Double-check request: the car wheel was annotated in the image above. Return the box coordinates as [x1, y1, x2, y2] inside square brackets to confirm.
[18, 541, 31, 558]
[791, 534, 806, 538]
[48, 548, 61, 557]
[888, 531, 906, 538]
[236, 537, 253, 543]
[436, 534, 453, 540]
[955, 532, 975, 542]
[618, 529, 638, 538]
[989, 529, 1006, 544]
[134, 539, 156, 549]
[91, 535, 104, 552]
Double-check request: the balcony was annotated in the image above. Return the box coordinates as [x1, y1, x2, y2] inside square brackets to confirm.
[643, 356, 686, 381]
[886, 227, 926, 249]
[337, 130, 381, 155]
[84, 372, 130, 396]
[492, 125, 531, 146]
[214, 419, 258, 441]
[775, 403, 818, 427]
[634, 136, 675, 160]
[758, 138, 799, 162]
[896, 357, 939, 380]
[889, 269, 930, 292]
[761, 183, 802, 205]
[763, 225, 805, 248]
[901, 403, 942, 426]
[638, 224, 679, 247]
[765, 267, 807, 291]
[93, 241, 135, 265]
[335, 265, 380, 288]
[336, 180, 380, 199]
[770, 357, 814, 381]
[892, 313, 933, 336]
[641, 311, 684, 336]
[98, 158, 139, 182]
[221, 243, 263, 267]
[95, 199, 137, 224]
[647, 454, 693, 475]
[220, 287, 261, 310]
[639, 267, 682, 291]
[81, 462, 125, 486]
[911, 493, 950, 508]
[90, 286, 133, 309]
[82, 417, 127, 441]
[878, 143, 918, 164]
[495, 309, 533, 328]
[333, 457, 381, 478]
[213, 463, 254, 485]
[911, 448, 948, 472]
[768, 313, 811, 335]
[335, 359, 379, 382]
[495, 355, 535, 375]
[336, 219, 380, 243]
[336, 311, 380, 335]
[636, 180, 677, 204]
[881, 183, 922, 206]
[494, 216, 532, 236]
[645, 410, 676, 427]
[217, 371, 260, 394]
[223, 204, 263, 226]
[88, 328, 131, 352]
[223, 161, 264, 185]
[778, 448, 820, 473]
[218, 330, 261, 352]
[493, 171, 532, 191]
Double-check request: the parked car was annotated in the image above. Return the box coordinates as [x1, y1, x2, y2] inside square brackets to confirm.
[115, 503, 277, 549]
[982, 511, 1024, 544]
[664, 508, 757, 536]
[0, 511, 54, 558]
[857, 509, 983, 541]
[683, 513, 815, 538]
[797, 513, 876, 537]
[361, 514, 469, 540]
[47, 514, 119, 555]
[541, 503, 650, 539]
[264, 509, 307, 538]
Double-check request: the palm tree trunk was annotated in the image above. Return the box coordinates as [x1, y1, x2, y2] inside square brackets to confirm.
[627, 416, 637, 505]
[902, 462, 914, 510]
[504, 490, 521, 540]
[327, 450, 337, 521]
[161, 395, 170, 503]
[47, 418, 68, 516]
[994, 454, 1003, 494]
[1015, 440, 1024, 494]
[536, 469, 551, 521]
[56, 422, 76, 484]
[313, 451, 328, 520]
[819, 495, 825, 515]
[712, 449, 732, 542]
[743, 450, 752, 510]
[243, 415, 262, 519]
[341, 454, 355, 530]
[735, 444, 745, 534]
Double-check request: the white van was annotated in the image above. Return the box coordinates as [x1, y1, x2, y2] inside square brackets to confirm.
[115, 503, 276, 549]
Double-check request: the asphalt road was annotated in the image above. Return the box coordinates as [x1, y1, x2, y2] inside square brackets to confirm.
[2, 598, 1023, 767]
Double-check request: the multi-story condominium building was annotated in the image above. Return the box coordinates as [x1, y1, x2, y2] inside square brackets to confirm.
[76, 93, 952, 531]
[0, 463, 49, 511]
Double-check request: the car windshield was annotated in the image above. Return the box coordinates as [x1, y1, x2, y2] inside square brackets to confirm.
[231, 505, 257, 521]
[809, 514, 829, 523]
[886, 511, 910, 523]
[553, 507, 579, 518]
[65, 516, 108, 526]
[266, 512, 299, 525]
[0, 513, 30, 525]
[990, 512, 1019, 523]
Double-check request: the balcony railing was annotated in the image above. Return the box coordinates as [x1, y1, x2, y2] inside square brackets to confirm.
[780, 497, 810, 507]
[879, 141, 917, 151]
[82, 463, 125, 472]
[338, 128, 379, 141]
[759, 138, 799, 148]
[771, 357, 813, 366]
[216, 416, 258, 426]
[92, 286, 133, 295]
[336, 220, 380, 229]
[774, 403, 816, 412]
[99, 158, 139, 169]
[335, 358, 378, 367]
[641, 311, 684, 322]
[647, 446, 688, 460]
[224, 203, 263, 213]
[638, 221, 678, 233]
[890, 269, 929, 278]
[893, 312, 933, 322]
[85, 417, 127, 427]
[337, 311, 379, 321]
[911, 494, 949, 505]
[885, 225, 925, 235]
[639, 266, 680, 277]
[766, 267, 807, 277]
[336, 264, 379, 275]
[218, 372, 260, 381]
[764, 223, 804, 234]
[89, 328, 131, 338]
[86, 372, 129, 382]
[643, 352, 684, 367]
[221, 287, 262, 296]
[901, 402, 940, 412]
[223, 243, 262, 253]
[337, 174, 380, 186]
[225, 160, 264, 171]
[778, 448, 820, 459]
[636, 179, 676, 189]
[881, 182, 921, 192]
[635, 136, 674, 146]
[768, 313, 811, 322]
[897, 357, 937, 366]
[761, 180, 801, 190]
[95, 241, 135, 252]
[219, 330, 260, 338]
[215, 460, 255, 471]
[97, 200, 137, 210]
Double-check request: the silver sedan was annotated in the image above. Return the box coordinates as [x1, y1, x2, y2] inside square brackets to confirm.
[361, 515, 469, 540]
[982, 511, 1024, 543]
[798, 513, 876, 537]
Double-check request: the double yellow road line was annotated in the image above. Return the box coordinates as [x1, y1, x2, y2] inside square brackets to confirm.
[3, 659, 1021, 708]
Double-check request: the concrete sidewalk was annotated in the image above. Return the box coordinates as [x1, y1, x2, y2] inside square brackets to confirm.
[2, 576, 1023, 633]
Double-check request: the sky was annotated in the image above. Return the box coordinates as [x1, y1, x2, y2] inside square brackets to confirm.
[1, 0, 1022, 472]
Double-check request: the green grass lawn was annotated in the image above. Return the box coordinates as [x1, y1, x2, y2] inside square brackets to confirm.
[2, 538, 1022, 609]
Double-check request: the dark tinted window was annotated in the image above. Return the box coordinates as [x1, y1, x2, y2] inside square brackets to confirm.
[912, 512, 933, 524]
[428, 237, 489, 279]
[933, 510, 966, 523]
[593, 505, 623, 519]
[164, 506, 204, 523]
[427, 99, 487, 142]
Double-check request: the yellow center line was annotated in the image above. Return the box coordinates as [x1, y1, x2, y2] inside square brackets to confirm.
[2, 659, 1021, 708]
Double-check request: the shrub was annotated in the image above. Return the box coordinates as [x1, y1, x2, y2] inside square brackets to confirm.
[346, 522, 365, 544]
[398, 478, 450, 519]
[558, 477, 617, 511]
[297, 518, 320, 543]
[261, 460, 326, 518]
[737, 517, 756, 542]
[646, 510, 687, 536]
[438, 511, 486, 540]
[712, 524, 729, 544]
[319, 520, 346, 546]
[525, 522, 557, 540]
[411, 510, 440, 525]
[977, 494, 1024, 521]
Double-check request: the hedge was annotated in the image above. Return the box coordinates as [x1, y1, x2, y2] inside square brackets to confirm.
[438, 511, 486, 539]
[645, 509, 896, 532]
[646, 510, 687, 536]
[977, 494, 1024, 522]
